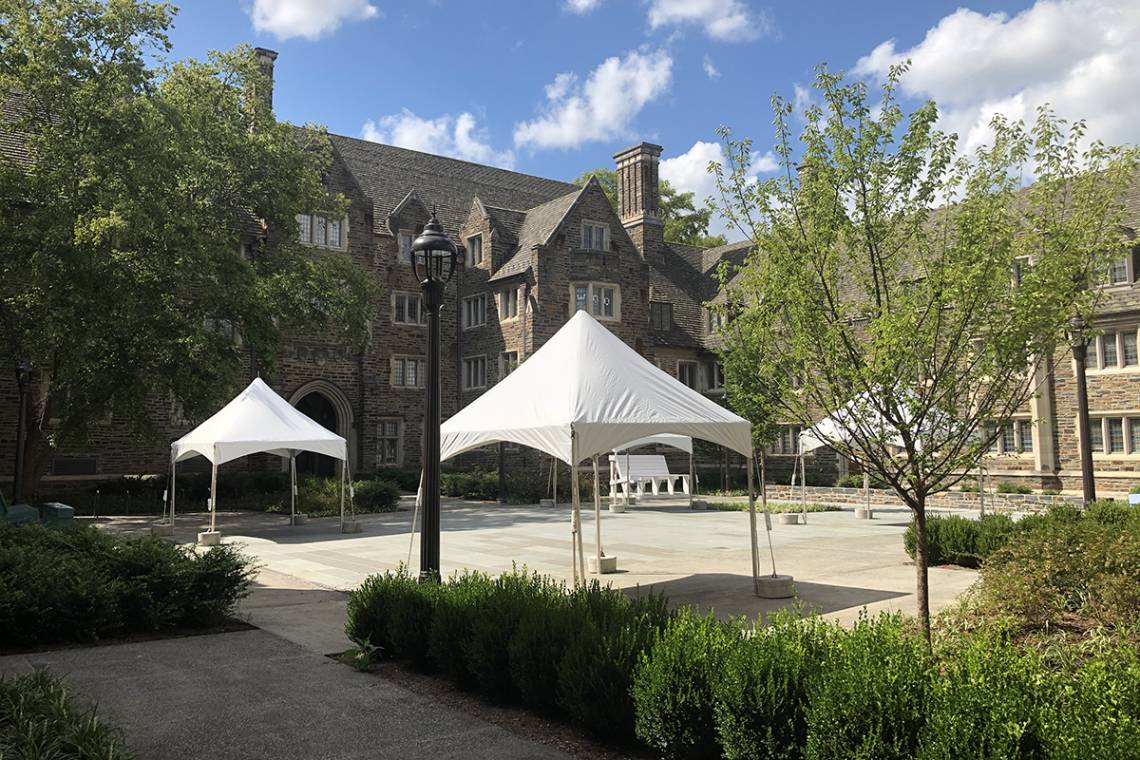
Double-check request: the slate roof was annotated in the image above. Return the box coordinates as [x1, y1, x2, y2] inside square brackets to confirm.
[1, 91, 33, 168]
[489, 186, 585, 283]
[327, 133, 578, 238]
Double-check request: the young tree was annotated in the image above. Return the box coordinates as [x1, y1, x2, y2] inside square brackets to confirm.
[711, 64, 1137, 640]
[572, 168, 727, 248]
[0, 0, 375, 497]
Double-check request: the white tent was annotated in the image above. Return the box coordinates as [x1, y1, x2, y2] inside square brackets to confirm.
[439, 311, 768, 588]
[797, 393, 908, 516]
[166, 377, 350, 535]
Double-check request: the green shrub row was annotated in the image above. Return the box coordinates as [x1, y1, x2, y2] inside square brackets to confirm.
[345, 569, 1139, 758]
[345, 566, 669, 742]
[904, 501, 1140, 568]
[0, 523, 256, 649]
[836, 473, 889, 489]
[0, 670, 133, 759]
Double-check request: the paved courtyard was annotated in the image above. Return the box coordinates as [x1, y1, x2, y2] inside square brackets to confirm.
[107, 497, 978, 640]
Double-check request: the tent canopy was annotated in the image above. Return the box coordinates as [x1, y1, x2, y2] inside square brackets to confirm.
[440, 311, 751, 465]
[171, 377, 347, 465]
[798, 392, 908, 454]
[614, 433, 693, 454]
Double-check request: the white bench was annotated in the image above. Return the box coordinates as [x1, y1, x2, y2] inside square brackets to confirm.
[609, 454, 690, 500]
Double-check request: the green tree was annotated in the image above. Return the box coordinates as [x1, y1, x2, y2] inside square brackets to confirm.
[712, 64, 1137, 640]
[0, 0, 375, 497]
[572, 168, 727, 248]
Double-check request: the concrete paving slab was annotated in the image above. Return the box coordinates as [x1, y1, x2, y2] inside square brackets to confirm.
[0, 629, 569, 760]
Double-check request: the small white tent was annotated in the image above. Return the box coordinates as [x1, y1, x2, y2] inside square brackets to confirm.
[167, 378, 349, 536]
[439, 311, 768, 588]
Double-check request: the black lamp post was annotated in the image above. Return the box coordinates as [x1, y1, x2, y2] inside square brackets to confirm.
[12, 358, 32, 503]
[411, 210, 458, 581]
[1069, 314, 1096, 504]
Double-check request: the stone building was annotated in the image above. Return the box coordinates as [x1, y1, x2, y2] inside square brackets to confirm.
[2, 49, 1137, 497]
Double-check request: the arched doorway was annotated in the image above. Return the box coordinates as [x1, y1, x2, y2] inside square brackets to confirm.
[295, 392, 338, 477]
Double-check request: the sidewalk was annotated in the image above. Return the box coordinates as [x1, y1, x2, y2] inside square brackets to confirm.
[0, 627, 570, 759]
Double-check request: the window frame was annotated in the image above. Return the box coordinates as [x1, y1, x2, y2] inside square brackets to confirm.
[498, 286, 520, 321]
[462, 355, 488, 391]
[1082, 326, 1140, 372]
[463, 293, 488, 330]
[649, 301, 672, 331]
[377, 418, 402, 467]
[297, 213, 348, 250]
[568, 282, 621, 322]
[398, 229, 414, 264]
[499, 350, 520, 379]
[466, 234, 484, 268]
[391, 355, 426, 389]
[580, 220, 609, 252]
[677, 360, 698, 389]
[391, 291, 428, 326]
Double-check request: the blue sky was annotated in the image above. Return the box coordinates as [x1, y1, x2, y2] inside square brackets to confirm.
[168, 1, 1138, 236]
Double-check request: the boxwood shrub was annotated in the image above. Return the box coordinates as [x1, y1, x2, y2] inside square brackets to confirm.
[0, 523, 255, 649]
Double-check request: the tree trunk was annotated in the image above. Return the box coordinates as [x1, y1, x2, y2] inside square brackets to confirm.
[913, 500, 931, 644]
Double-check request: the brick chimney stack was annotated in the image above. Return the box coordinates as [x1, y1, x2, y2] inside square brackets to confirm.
[614, 142, 664, 259]
[253, 47, 278, 109]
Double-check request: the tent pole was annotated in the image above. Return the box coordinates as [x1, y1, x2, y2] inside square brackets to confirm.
[290, 454, 297, 526]
[339, 459, 345, 528]
[688, 451, 694, 508]
[760, 453, 777, 576]
[747, 449, 760, 595]
[864, 471, 870, 511]
[209, 461, 218, 533]
[569, 464, 579, 584]
[409, 470, 423, 569]
[801, 453, 807, 524]
[592, 455, 603, 571]
[170, 458, 176, 528]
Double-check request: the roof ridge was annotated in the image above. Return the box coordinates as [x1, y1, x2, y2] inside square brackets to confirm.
[328, 131, 578, 191]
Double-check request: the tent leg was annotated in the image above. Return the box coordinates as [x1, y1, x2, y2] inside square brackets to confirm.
[760, 453, 777, 576]
[747, 451, 760, 595]
[339, 462, 345, 528]
[569, 468, 579, 584]
[592, 455, 603, 572]
[688, 452, 694, 508]
[864, 471, 870, 511]
[571, 464, 585, 583]
[290, 455, 297, 526]
[209, 463, 218, 533]
[170, 459, 177, 529]
[801, 454, 808, 524]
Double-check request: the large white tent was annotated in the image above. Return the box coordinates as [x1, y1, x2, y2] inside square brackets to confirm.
[167, 377, 350, 535]
[439, 311, 768, 587]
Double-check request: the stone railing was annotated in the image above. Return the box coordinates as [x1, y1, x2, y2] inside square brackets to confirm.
[757, 485, 1084, 513]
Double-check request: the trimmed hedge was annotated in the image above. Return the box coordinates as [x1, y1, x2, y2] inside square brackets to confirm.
[0, 523, 255, 649]
[345, 570, 1140, 757]
[904, 501, 1140, 568]
[0, 670, 133, 759]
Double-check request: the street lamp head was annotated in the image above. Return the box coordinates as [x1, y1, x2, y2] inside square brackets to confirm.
[1069, 313, 1086, 347]
[410, 210, 458, 285]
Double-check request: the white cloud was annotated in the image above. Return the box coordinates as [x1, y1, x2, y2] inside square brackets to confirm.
[660, 141, 779, 239]
[564, 0, 601, 13]
[249, 0, 379, 40]
[362, 110, 515, 169]
[513, 49, 673, 150]
[646, 0, 773, 42]
[702, 55, 721, 80]
[853, 0, 1140, 155]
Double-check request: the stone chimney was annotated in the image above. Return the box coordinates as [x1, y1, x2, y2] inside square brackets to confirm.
[614, 142, 664, 259]
[253, 47, 278, 109]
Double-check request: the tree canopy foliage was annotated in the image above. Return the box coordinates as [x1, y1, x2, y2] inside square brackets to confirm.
[573, 168, 727, 249]
[0, 0, 375, 493]
[711, 64, 1138, 638]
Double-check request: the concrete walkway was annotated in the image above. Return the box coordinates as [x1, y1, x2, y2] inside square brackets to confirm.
[0, 629, 570, 759]
[105, 500, 978, 625]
